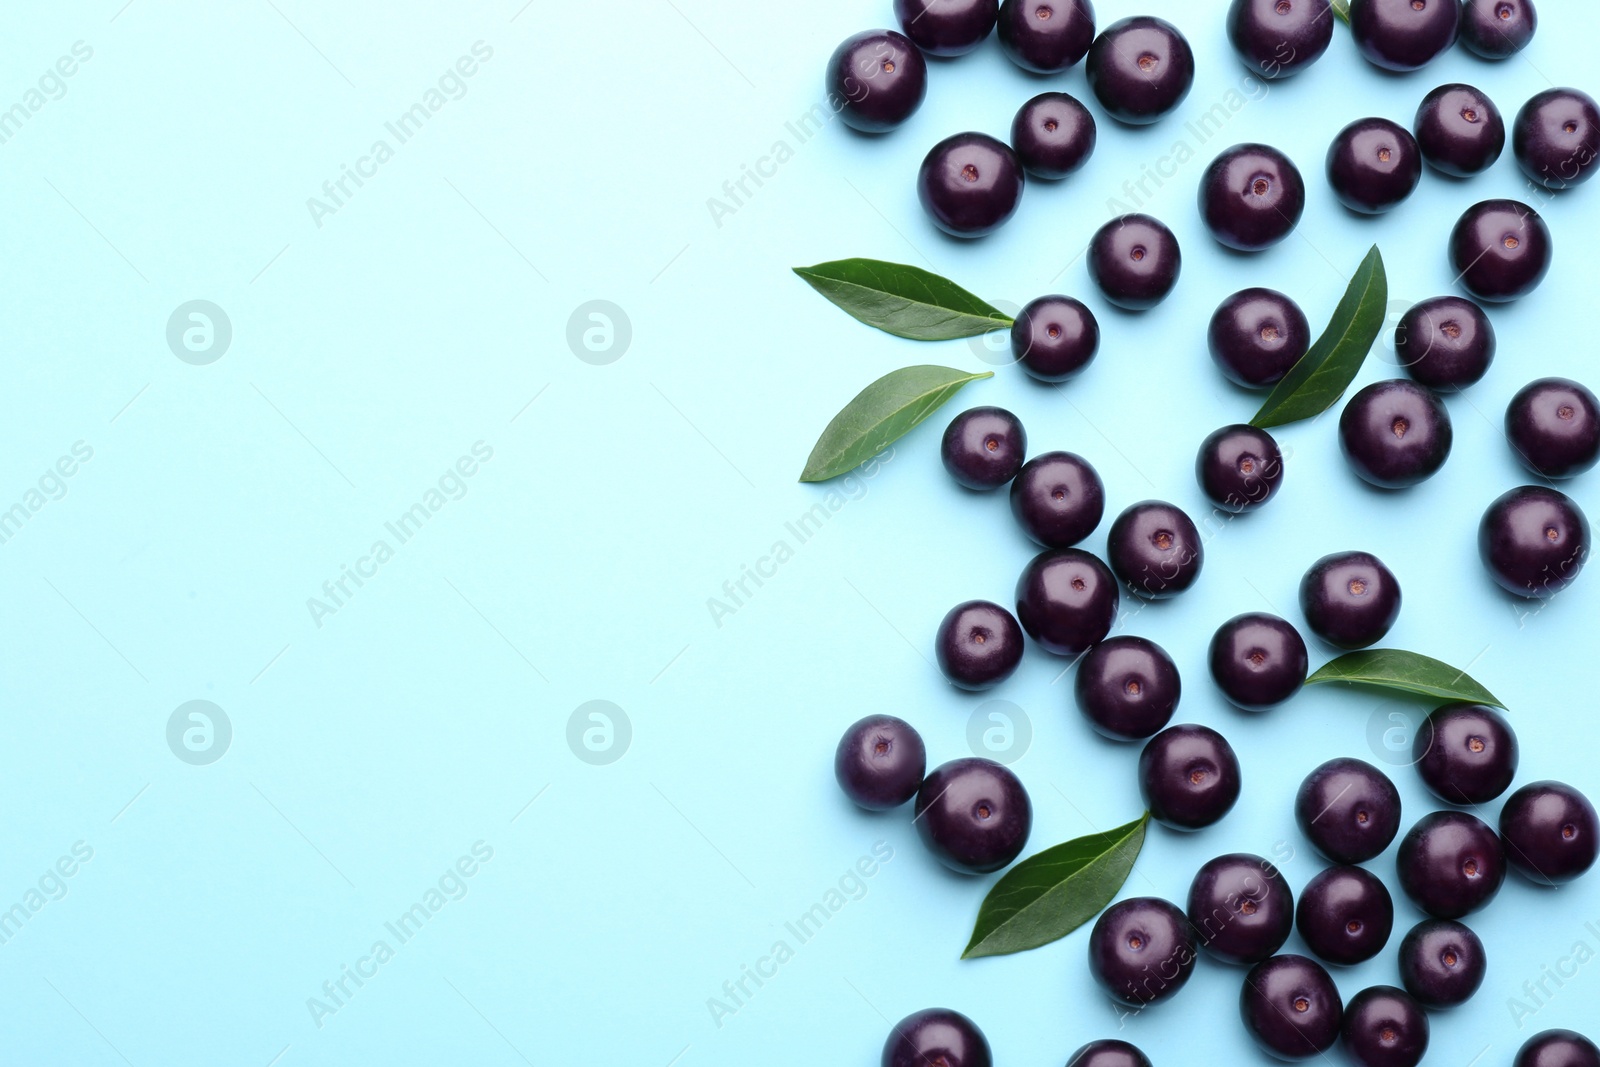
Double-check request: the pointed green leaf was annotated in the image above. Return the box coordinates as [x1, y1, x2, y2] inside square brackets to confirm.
[1332, 0, 1350, 24]
[800, 365, 992, 482]
[793, 258, 1013, 341]
[1251, 246, 1387, 428]
[1306, 649, 1505, 708]
[961, 813, 1149, 960]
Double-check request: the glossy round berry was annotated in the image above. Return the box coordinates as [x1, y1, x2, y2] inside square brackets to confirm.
[1139, 724, 1242, 831]
[1011, 93, 1097, 180]
[1459, 0, 1536, 59]
[835, 715, 927, 810]
[1015, 548, 1119, 656]
[1500, 780, 1600, 885]
[935, 600, 1026, 690]
[1297, 866, 1395, 966]
[996, 0, 1095, 73]
[1240, 954, 1344, 1060]
[1413, 703, 1518, 805]
[1225, 0, 1335, 79]
[1398, 919, 1487, 1007]
[1299, 551, 1401, 650]
[1196, 424, 1284, 512]
[1514, 88, 1600, 190]
[1297, 759, 1403, 864]
[1414, 83, 1505, 176]
[894, 0, 998, 56]
[1449, 199, 1552, 302]
[941, 406, 1027, 490]
[1478, 485, 1590, 598]
[882, 1008, 992, 1067]
[1341, 986, 1429, 1067]
[1339, 380, 1453, 489]
[1199, 144, 1306, 252]
[1515, 1031, 1600, 1067]
[917, 133, 1025, 238]
[1347, 0, 1459, 71]
[1087, 214, 1181, 310]
[1210, 612, 1309, 712]
[1397, 810, 1506, 919]
[1088, 897, 1198, 1007]
[1086, 17, 1195, 125]
[1506, 377, 1600, 478]
[1208, 288, 1311, 389]
[1010, 451, 1105, 548]
[1067, 1040, 1152, 1067]
[1395, 296, 1495, 391]
[1327, 118, 1422, 214]
[1106, 500, 1205, 600]
[826, 31, 928, 133]
[1075, 636, 1182, 741]
[1187, 853, 1295, 965]
[1011, 295, 1099, 381]
[914, 758, 1032, 874]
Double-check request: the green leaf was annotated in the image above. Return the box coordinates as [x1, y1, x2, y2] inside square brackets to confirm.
[961, 813, 1149, 960]
[793, 258, 1014, 341]
[1332, 0, 1350, 24]
[800, 365, 992, 482]
[1250, 246, 1387, 428]
[1306, 649, 1505, 708]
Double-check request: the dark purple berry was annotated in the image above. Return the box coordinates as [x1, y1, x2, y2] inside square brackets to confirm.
[1240, 954, 1344, 1060]
[882, 1008, 992, 1067]
[1011, 92, 1097, 180]
[996, 0, 1095, 73]
[1199, 144, 1306, 251]
[1398, 918, 1486, 1007]
[1514, 88, 1600, 190]
[893, 0, 998, 56]
[1139, 724, 1242, 831]
[826, 31, 928, 134]
[1297, 759, 1401, 864]
[1087, 897, 1198, 1007]
[1225, 0, 1335, 79]
[1209, 612, 1308, 712]
[1187, 853, 1295, 965]
[1515, 1031, 1600, 1067]
[1299, 550, 1402, 650]
[1339, 379, 1453, 488]
[1327, 118, 1422, 214]
[1085, 17, 1195, 125]
[1396, 810, 1506, 919]
[1450, 199, 1552, 302]
[1015, 548, 1119, 656]
[1075, 636, 1181, 741]
[1087, 214, 1181, 310]
[1010, 450, 1105, 548]
[941, 406, 1026, 490]
[1414, 702, 1518, 804]
[1011, 295, 1099, 381]
[1479, 485, 1590, 598]
[1196, 424, 1284, 512]
[935, 600, 1026, 690]
[1296, 865, 1394, 966]
[1208, 288, 1311, 389]
[1067, 1040, 1152, 1067]
[1106, 500, 1204, 599]
[1414, 83, 1505, 176]
[1500, 780, 1599, 885]
[1341, 986, 1429, 1067]
[835, 715, 927, 810]
[1507, 377, 1600, 478]
[1395, 296, 1495, 391]
[1459, 0, 1536, 59]
[917, 133, 1025, 238]
[1348, 0, 1459, 71]
[914, 757, 1031, 874]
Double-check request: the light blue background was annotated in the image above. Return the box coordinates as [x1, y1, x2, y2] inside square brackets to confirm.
[1, 1, 1596, 1064]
